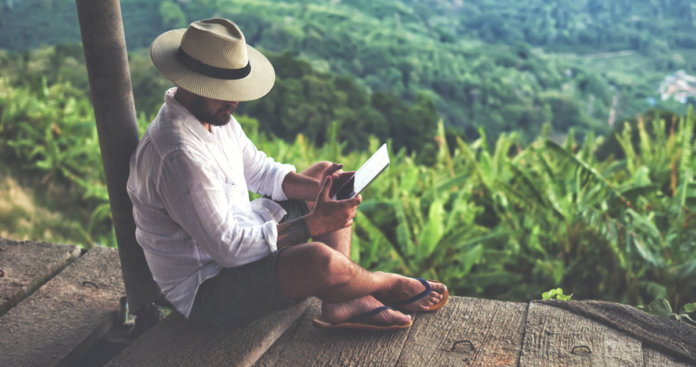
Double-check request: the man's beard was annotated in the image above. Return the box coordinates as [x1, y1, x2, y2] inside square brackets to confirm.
[190, 96, 234, 126]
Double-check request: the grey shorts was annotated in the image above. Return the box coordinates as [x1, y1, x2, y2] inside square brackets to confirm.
[187, 199, 309, 328]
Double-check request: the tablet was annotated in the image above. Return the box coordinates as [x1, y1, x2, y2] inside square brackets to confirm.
[332, 143, 390, 200]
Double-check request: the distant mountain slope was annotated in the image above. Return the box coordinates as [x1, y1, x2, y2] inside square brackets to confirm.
[3, 0, 694, 54]
[2, 0, 694, 140]
[0, 0, 194, 52]
[424, 0, 696, 53]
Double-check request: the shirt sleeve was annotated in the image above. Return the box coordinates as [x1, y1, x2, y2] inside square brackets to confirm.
[232, 121, 295, 201]
[157, 147, 278, 267]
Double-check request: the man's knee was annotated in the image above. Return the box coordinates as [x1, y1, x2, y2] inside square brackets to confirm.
[300, 242, 353, 287]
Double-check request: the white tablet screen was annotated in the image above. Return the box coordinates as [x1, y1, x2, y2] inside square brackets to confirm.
[333, 144, 390, 200]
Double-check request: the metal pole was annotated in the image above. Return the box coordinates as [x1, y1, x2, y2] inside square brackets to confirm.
[75, 0, 161, 323]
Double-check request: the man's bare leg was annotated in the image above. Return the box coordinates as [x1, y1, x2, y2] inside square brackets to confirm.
[277, 242, 408, 324]
[299, 162, 387, 322]
[277, 242, 445, 325]
[288, 162, 446, 324]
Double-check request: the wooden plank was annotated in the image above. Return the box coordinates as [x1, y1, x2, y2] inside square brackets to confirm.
[520, 302, 643, 366]
[0, 238, 81, 316]
[0, 246, 125, 367]
[255, 299, 412, 367]
[643, 347, 693, 367]
[105, 297, 314, 367]
[539, 299, 696, 364]
[395, 296, 527, 366]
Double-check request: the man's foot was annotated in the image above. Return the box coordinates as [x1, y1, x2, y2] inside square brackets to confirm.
[315, 295, 412, 329]
[376, 275, 449, 313]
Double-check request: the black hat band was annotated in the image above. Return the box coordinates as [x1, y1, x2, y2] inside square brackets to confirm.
[177, 47, 251, 80]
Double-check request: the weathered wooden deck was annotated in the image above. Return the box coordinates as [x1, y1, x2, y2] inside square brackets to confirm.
[1, 237, 694, 367]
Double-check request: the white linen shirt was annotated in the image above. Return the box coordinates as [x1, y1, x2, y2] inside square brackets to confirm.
[127, 88, 295, 318]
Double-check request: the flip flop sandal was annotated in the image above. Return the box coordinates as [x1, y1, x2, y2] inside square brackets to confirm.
[313, 305, 412, 331]
[391, 278, 449, 312]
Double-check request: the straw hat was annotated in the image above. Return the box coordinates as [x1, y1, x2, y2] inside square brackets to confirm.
[150, 18, 275, 102]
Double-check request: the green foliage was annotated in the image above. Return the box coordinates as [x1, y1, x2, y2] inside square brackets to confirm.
[542, 288, 573, 301]
[218, 0, 617, 141]
[233, 50, 440, 155]
[0, 71, 695, 310]
[0, 172, 88, 244]
[6, 0, 678, 143]
[0, 7, 695, 311]
[128, 50, 173, 117]
[0, 45, 439, 156]
[0, 75, 150, 248]
[640, 298, 696, 327]
[159, 1, 187, 29]
[245, 111, 695, 310]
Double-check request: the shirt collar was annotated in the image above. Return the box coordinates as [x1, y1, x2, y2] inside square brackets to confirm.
[164, 87, 216, 143]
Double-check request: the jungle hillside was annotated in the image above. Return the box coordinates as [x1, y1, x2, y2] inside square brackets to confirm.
[0, 0, 695, 315]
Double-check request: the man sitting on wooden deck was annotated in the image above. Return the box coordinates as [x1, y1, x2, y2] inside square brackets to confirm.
[126, 18, 448, 331]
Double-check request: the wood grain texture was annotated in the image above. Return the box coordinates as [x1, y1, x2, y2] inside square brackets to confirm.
[643, 347, 693, 367]
[540, 299, 696, 364]
[106, 297, 313, 367]
[0, 246, 124, 367]
[0, 238, 81, 316]
[255, 298, 412, 367]
[520, 302, 643, 367]
[395, 296, 527, 367]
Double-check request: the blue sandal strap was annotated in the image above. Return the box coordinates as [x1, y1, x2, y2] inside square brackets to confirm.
[392, 278, 431, 307]
[343, 305, 393, 324]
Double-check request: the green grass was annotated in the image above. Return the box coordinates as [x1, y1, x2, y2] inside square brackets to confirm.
[0, 169, 87, 245]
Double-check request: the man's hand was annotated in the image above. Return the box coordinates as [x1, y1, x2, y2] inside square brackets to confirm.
[305, 174, 362, 238]
[320, 163, 355, 199]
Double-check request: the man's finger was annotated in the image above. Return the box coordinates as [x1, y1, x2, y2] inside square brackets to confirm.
[346, 194, 362, 206]
[320, 175, 333, 199]
[335, 195, 361, 207]
[324, 163, 343, 177]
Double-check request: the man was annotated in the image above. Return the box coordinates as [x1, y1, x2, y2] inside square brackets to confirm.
[127, 18, 448, 330]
